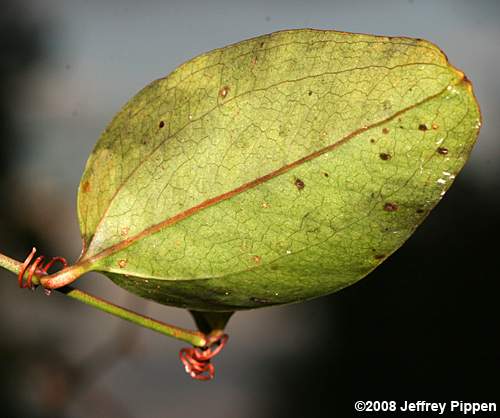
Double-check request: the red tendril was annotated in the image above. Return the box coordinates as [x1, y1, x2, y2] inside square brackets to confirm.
[18, 248, 68, 290]
[179, 334, 228, 381]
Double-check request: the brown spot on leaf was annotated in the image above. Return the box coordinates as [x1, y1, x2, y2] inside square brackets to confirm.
[120, 227, 130, 237]
[158, 120, 165, 128]
[252, 255, 262, 264]
[295, 178, 305, 190]
[418, 124, 428, 131]
[379, 153, 391, 161]
[383, 202, 398, 212]
[82, 181, 91, 193]
[118, 259, 127, 268]
[437, 147, 449, 155]
[219, 85, 230, 98]
[382, 128, 389, 134]
[432, 123, 439, 130]
[251, 56, 257, 65]
[374, 254, 386, 260]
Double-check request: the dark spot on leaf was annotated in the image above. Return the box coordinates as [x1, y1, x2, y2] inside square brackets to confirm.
[382, 128, 389, 134]
[323, 172, 329, 177]
[252, 255, 262, 264]
[260, 41, 264, 48]
[308, 90, 313, 96]
[370, 138, 376, 144]
[383, 202, 398, 212]
[416, 208, 425, 214]
[374, 254, 386, 260]
[82, 181, 91, 193]
[418, 124, 428, 131]
[295, 178, 305, 190]
[250, 296, 273, 305]
[159, 121, 165, 128]
[219, 85, 230, 98]
[379, 153, 391, 161]
[437, 147, 449, 155]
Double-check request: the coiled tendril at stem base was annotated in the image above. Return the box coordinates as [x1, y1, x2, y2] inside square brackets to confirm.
[179, 334, 228, 381]
[18, 247, 68, 290]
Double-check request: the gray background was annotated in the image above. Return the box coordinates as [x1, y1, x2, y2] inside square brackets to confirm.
[0, 1, 498, 417]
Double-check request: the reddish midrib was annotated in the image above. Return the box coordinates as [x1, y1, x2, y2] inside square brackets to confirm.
[83, 61, 444, 250]
[80, 82, 454, 268]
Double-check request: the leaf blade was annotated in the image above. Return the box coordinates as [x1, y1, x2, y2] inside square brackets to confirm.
[77, 29, 480, 310]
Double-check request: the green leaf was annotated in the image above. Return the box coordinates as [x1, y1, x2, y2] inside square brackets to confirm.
[76, 29, 480, 312]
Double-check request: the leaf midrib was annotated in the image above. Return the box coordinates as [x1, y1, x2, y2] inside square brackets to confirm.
[79, 78, 461, 272]
[84, 61, 448, 250]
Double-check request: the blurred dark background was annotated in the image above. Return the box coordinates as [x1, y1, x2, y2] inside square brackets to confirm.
[0, 1, 498, 417]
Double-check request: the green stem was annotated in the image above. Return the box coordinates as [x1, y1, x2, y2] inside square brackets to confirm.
[0, 250, 206, 347]
[59, 287, 206, 346]
[0, 251, 22, 275]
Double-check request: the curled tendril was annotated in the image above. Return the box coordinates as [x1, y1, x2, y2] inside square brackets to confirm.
[18, 247, 68, 290]
[179, 334, 229, 381]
